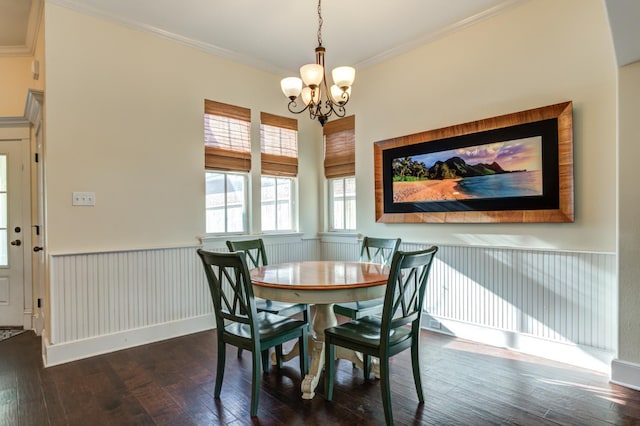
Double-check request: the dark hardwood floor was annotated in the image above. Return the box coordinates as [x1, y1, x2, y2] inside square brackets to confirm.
[2, 328, 640, 425]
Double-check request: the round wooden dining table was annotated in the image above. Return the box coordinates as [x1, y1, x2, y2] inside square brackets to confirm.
[250, 260, 389, 399]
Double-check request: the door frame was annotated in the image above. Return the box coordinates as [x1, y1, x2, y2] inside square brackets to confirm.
[0, 120, 32, 329]
[25, 89, 45, 335]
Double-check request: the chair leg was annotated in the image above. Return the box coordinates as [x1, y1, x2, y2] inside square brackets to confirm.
[251, 350, 262, 417]
[379, 356, 394, 426]
[324, 339, 336, 400]
[275, 345, 284, 369]
[351, 312, 358, 369]
[214, 341, 226, 398]
[261, 349, 270, 373]
[304, 305, 312, 332]
[299, 329, 308, 375]
[363, 354, 371, 380]
[411, 340, 424, 402]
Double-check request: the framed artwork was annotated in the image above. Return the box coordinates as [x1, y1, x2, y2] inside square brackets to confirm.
[374, 101, 573, 223]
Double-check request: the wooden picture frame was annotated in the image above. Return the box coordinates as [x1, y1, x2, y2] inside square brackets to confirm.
[374, 101, 573, 223]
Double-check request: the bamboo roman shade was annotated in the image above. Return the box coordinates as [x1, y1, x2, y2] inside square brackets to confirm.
[204, 99, 251, 173]
[324, 115, 355, 178]
[260, 112, 298, 177]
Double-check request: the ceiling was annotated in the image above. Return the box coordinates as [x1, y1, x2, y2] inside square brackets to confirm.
[1, 0, 639, 72]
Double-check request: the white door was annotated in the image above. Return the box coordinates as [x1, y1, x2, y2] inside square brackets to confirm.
[0, 138, 27, 326]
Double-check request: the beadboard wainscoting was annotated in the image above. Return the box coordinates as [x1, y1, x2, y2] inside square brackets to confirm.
[46, 245, 216, 366]
[413, 243, 617, 373]
[44, 238, 320, 366]
[45, 236, 616, 373]
[318, 237, 617, 372]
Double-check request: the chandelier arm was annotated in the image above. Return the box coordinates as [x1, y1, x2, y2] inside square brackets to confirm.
[325, 99, 346, 118]
[308, 105, 318, 120]
[335, 90, 350, 107]
[287, 99, 311, 115]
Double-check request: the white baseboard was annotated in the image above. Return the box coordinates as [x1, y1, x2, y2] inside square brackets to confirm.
[23, 309, 33, 330]
[425, 316, 614, 374]
[611, 359, 640, 390]
[43, 314, 216, 367]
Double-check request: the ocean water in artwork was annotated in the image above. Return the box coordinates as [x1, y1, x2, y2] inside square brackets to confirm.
[456, 170, 542, 199]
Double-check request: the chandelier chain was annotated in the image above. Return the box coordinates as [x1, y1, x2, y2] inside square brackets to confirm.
[317, 0, 323, 47]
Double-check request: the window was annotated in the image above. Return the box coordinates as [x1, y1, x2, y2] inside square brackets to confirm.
[324, 116, 356, 231]
[260, 112, 298, 232]
[205, 172, 247, 233]
[261, 176, 294, 231]
[329, 176, 356, 231]
[204, 100, 251, 233]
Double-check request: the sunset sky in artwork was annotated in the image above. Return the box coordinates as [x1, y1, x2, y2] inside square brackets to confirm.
[409, 136, 543, 172]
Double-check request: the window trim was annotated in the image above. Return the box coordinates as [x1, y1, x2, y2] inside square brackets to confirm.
[260, 175, 297, 233]
[328, 175, 356, 232]
[205, 170, 249, 235]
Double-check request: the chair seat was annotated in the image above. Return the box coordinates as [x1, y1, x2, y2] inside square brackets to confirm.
[255, 298, 307, 318]
[224, 312, 307, 341]
[333, 298, 384, 319]
[324, 317, 412, 351]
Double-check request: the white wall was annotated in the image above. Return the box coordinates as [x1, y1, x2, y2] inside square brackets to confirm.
[352, 0, 617, 252]
[44, 4, 322, 255]
[43, 0, 618, 258]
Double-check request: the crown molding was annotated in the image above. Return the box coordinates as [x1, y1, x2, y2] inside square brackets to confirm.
[47, 0, 290, 75]
[355, 0, 527, 69]
[46, 0, 526, 74]
[0, 0, 43, 57]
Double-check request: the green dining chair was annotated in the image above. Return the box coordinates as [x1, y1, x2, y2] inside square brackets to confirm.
[226, 239, 311, 328]
[197, 249, 309, 418]
[333, 237, 401, 320]
[324, 246, 438, 426]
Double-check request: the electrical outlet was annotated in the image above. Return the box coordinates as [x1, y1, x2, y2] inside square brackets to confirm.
[72, 192, 96, 206]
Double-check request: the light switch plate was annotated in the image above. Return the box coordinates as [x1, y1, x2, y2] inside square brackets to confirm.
[72, 192, 96, 206]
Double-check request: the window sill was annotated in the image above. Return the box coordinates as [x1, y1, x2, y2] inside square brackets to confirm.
[317, 232, 362, 243]
[199, 232, 304, 245]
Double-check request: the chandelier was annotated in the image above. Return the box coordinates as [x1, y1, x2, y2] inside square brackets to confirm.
[280, 0, 355, 126]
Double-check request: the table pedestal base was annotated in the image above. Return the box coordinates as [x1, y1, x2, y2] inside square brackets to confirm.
[270, 303, 378, 399]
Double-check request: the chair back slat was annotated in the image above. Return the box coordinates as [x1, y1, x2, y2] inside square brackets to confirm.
[381, 246, 438, 343]
[226, 239, 268, 268]
[197, 249, 258, 329]
[360, 237, 401, 266]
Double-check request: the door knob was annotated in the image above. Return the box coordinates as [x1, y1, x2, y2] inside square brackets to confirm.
[33, 246, 43, 252]
[10, 239, 21, 246]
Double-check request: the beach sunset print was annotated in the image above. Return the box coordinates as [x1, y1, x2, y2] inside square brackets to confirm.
[392, 137, 543, 202]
